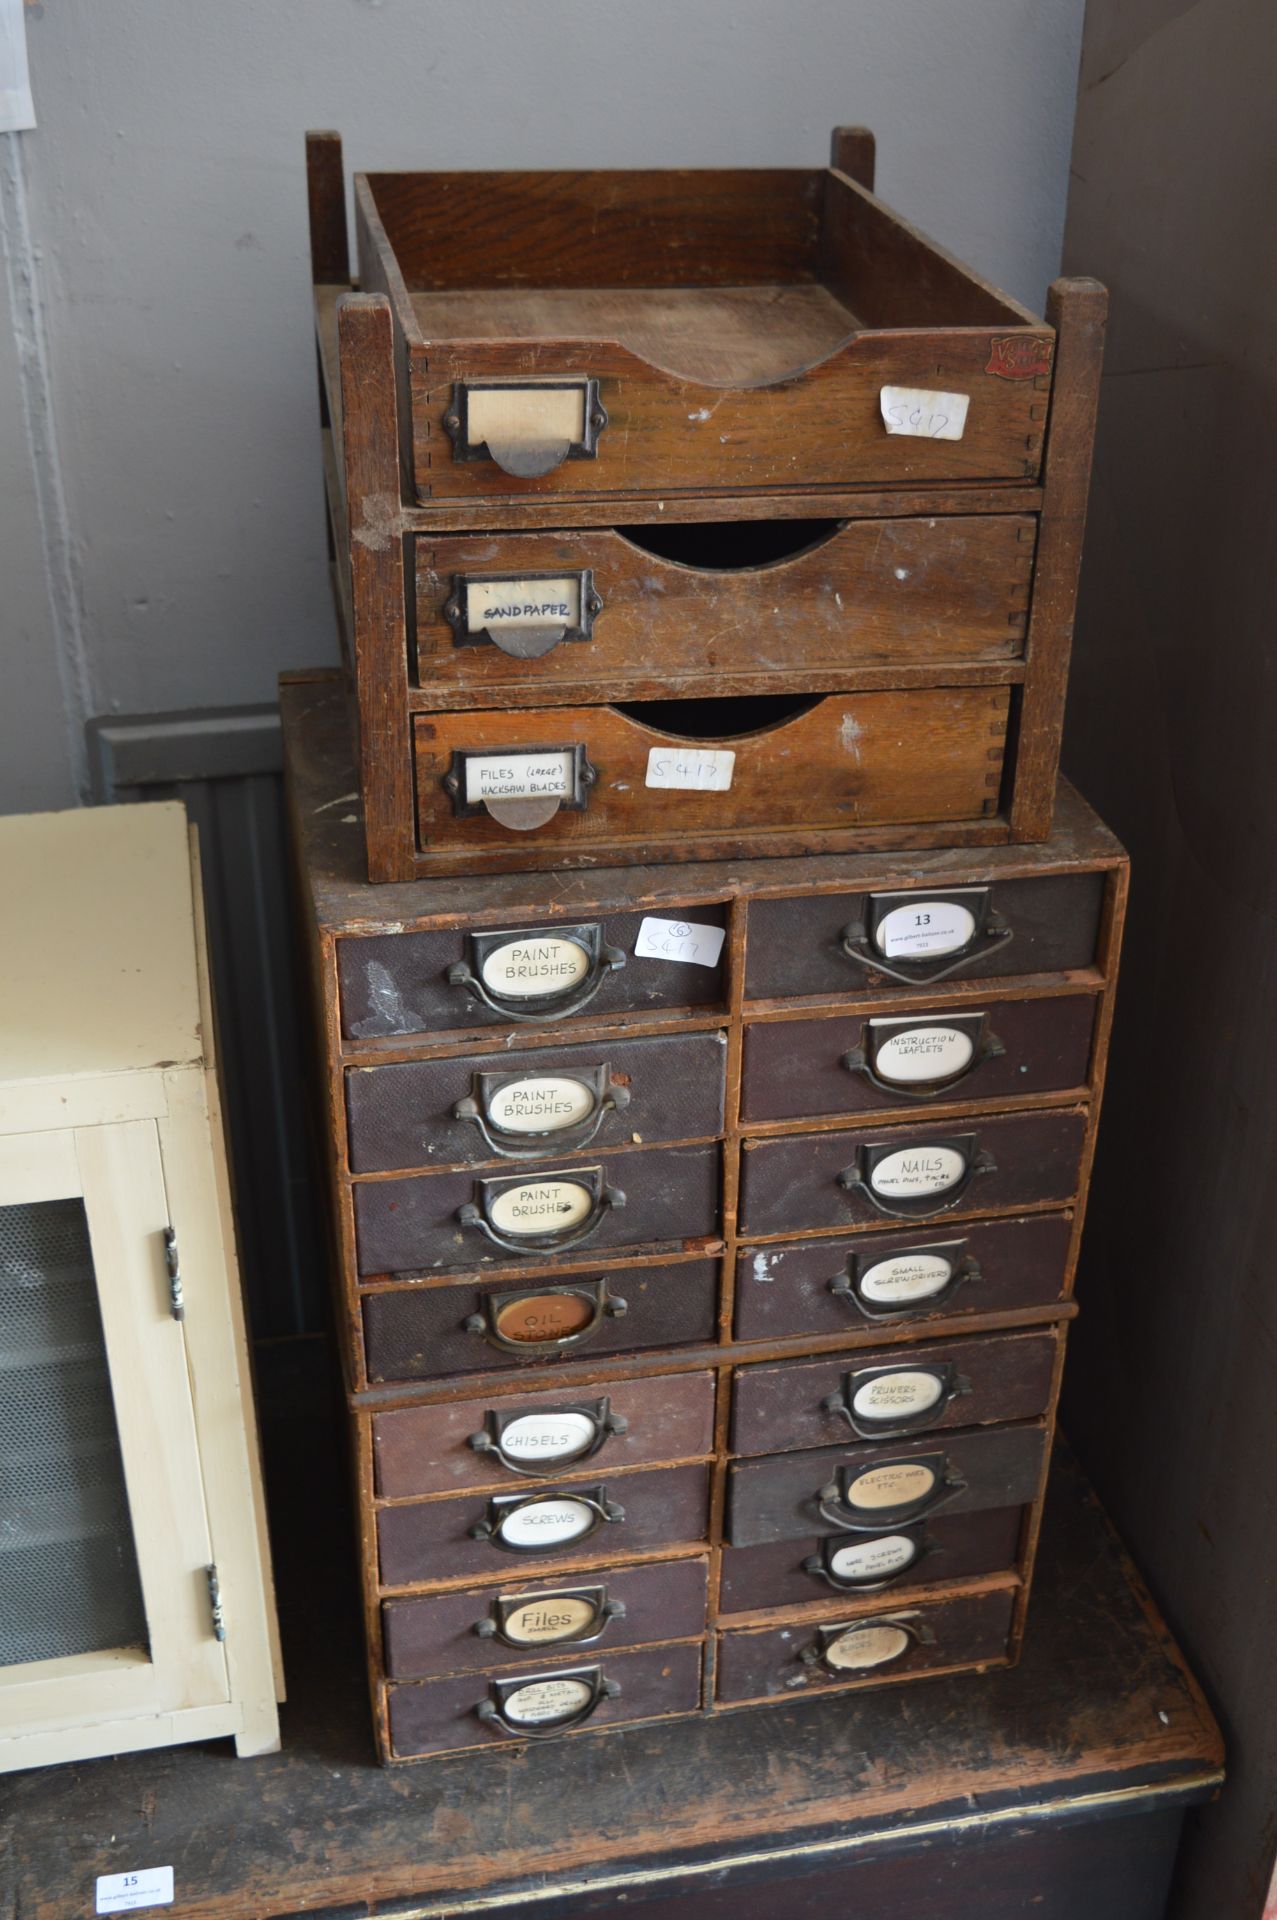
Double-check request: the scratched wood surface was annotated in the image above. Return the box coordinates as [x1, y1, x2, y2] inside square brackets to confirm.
[0, 1344, 1220, 1920]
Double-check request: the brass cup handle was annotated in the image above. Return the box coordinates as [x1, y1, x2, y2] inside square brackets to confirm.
[839, 914, 1013, 986]
[820, 1367, 972, 1442]
[459, 1184, 626, 1256]
[462, 1285, 628, 1355]
[453, 1082, 630, 1162]
[840, 1032, 1005, 1102]
[467, 1405, 629, 1478]
[813, 1467, 968, 1534]
[473, 1595, 627, 1645]
[837, 1149, 996, 1221]
[475, 1671, 621, 1739]
[828, 1254, 983, 1322]
[801, 1537, 937, 1594]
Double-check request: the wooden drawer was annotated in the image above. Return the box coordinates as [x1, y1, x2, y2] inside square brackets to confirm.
[362, 1258, 720, 1385]
[336, 907, 728, 1042]
[715, 1585, 1015, 1704]
[346, 1029, 727, 1174]
[738, 1109, 1087, 1237]
[740, 993, 1096, 1123]
[387, 1640, 704, 1760]
[413, 518, 1034, 705]
[353, 1141, 720, 1276]
[718, 1505, 1023, 1615]
[730, 1329, 1059, 1457]
[373, 1371, 715, 1498]
[377, 1462, 711, 1589]
[412, 690, 1010, 875]
[727, 1422, 1049, 1546]
[734, 1214, 1072, 1342]
[382, 1556, 709, 1680]
[744, 872, 1106, 1001]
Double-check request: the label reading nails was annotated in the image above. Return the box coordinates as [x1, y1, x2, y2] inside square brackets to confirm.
[869, 1146, 967, 1199]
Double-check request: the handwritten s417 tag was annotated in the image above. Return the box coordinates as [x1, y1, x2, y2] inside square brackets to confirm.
[96, 1868, 175, 1914]
[634, 918, 726, 968]
[644, 747, 735, 792]
[879, 387, 970, 442]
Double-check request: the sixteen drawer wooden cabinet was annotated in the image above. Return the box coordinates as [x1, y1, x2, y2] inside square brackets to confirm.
[284, 674, 1127, 1764]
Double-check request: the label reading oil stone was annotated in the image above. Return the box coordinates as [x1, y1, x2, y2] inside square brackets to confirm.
[501, 1593, 600, 1646]
[465, 751, 575, 806]
[501, 1674, 594, 1726]
[858, 1250, 955, 1306]
[487, 1075, 596, 1135]
[822, 1623, 912, 1670]
[869, 1145, 967, 1199]
[827, 1535, 919, 1583]
[489, 1180, 594, 1236]
[850, 1370, 945, 1423]
[497, 1497, 597, 1550]
[467, 576, 581, 633]
[498, 1411, 598, 1467]
[494, 1291, 596, 1345]
[875, 900, 977, 961]
[870, 1022, 976, 1085]
[845, 1460, 939, 1513]
[480, 935, 590, 999]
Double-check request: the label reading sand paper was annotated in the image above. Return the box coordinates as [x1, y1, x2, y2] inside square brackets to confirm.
[823, 1623, 912, 1670]
[465, 752, 575, 807]
[869, 1146, 967, 1199]
[488, 1076, 596, 1135]
[502, 1593, 600, 1646]
[879, 386, 970, 442]
[859, 1250, 955, 1306]
[480, 935, 590, 1000]
[489, 1180, 595, 1236]
[498, 1411, 598, 1467]
[851, 1370, 946, 1423]
[644, 747, 735, 792]
[875, 900, 978, 960]
[828, 1535, 919, 1583]
[870, 1021, 976, 1085]
[502, 1675, 594, 1726]
[498, 1497, 597, 1550]
[846, 1460, 939, 1512]
[634, 918, 727, 968]
[467, 576, 581, 633]
[96, 1869, 174, 1915]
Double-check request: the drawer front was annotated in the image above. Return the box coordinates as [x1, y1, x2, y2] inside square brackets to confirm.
[715, 1585, 1015, 1704]
[362, 1259, 720, 1384]
[373, 1371, 715, 1498]
[740, 994, 1096, 1123]
[413, 689, 1010, 856]
[347, 1029, 727, 1174]
[718, 1505, 1023, 1614]
[730, 1329, 1058, 1458]
[354, 1141, 721, 1276]
[414, 518, 1034, 698]
[336, 907, 728, 1040]
[387, 1638, 704, 1760]
[744, 873, 1106, 1001]
[377, 1462, 711, 1588]
[734, 1214, 1072, 1342]
[383, 1556, 709, 1680]
[738, 1110, 1087, 1237]
[727, 1422, 1048, 1547]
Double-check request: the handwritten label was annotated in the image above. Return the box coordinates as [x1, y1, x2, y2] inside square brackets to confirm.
[880, 386, 970, 442]
[644, 747, 735, 792]
[488, 1076, 596, 1135]
[851, 1369, 945, 1422]
[828, 1535, 919, 1583]
[869, 1145, 967, 1199]
[846, 1460, 938, 1512]
[465, 752, 574, 806]
[467, 576, 580, 633]
[498, 1497, 596, 1549]
[822, 1623, 912, 1671]
[502, 1675, 594, 1725]
[489, 1180, 594, 1236]
[859, 1250, 955, 1306]
[480, 935, 589, 999]
[870, 1021, 976, 1086]
[634, 918, 726, 968]
[499, 1411, 598, 1466]
[96, 1870, 174, 1915]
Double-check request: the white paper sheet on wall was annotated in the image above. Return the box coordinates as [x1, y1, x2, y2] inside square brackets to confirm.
[0, 0, 36, 132]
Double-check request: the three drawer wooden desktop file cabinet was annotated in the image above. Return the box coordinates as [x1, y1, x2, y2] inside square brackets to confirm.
[284, 675, 1127, 1763]
[306, 127, 1106, 884]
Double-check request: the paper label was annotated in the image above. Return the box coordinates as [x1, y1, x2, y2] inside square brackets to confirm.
[498, 1497, 597, 1549]
[495, 1291, 595, 1344]
[466, 385, 586, 452]
[869, 1145, 967, 1199]
[644, 747, 735, 792]
[467, 577, 580, 633]
[851, 1370, 945, 1422]
[489, 1180, 594, 1236]
[96, 1870, 174, 1915]
[870, 1021, 976, 1085]
[480, 935, 590, 999]
[875, 899, 977, 960]
[502, 1675, 594, 1725]
[859, 1251, 955, 1306]
[823, 1624, 912, 1671]
[880, 386, 970, 441]
[498, 1411, 598, 1466]
[846, 1461, 938, 1512]
[465, 752, 574, 806]
[828, 1535, 919, 1583]
[502, 1594, 599, 1646]
[634, 917, 727, 968]
[488, 1076, 596, 1135]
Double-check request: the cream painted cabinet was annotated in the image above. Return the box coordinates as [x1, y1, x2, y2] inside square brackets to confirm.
[0, 803, 283, 1770]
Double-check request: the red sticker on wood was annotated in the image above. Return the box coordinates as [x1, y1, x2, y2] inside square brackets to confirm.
[986, 336, 1054, 380]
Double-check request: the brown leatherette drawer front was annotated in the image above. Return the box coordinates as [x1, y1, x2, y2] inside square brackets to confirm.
[347, 1029, 727, 1174]
[730, 1329, 1058, 1458]
[714, 1586, 1016, 1704]
[354, 1141, 721, 1276]
[377, 1462, 711, 1589]
[739, 994, 1096, 1123]
[388, 1639, 704, 1760]
[718, 1505, 1024, 1615]
[373, 1371, 715, 1499]
[382, 1556, 710, 1681]
[362, 1258, 720, 1384]
[738, 1110, 1087, 1238]
[727, 1422, 1048, 1548]
[413, 690, 1010, 858]
[414, 517, 1034, 700]
[336, 907, 728, 1041]
[744, 873, 1106, 1001]
[734, 1214, 1072, 1343]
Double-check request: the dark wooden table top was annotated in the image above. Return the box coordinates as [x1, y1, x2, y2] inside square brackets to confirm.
[0, 1342, 1222, 1920]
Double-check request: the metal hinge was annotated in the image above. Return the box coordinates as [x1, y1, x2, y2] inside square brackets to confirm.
[206, 1564, 227, 1642]
[163, 1226, 184, 1321]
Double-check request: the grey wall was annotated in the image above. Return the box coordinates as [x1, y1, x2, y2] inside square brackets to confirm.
[0, 0, 1086, 812]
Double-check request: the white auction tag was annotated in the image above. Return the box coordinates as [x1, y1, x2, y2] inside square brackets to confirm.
[644, 746, 735, 791]
[880, 386, 970, 442]
[96, 1868, 174, 1914]
[634, 918, 726, 968]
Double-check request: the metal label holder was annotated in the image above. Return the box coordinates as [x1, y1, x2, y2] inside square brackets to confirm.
[467, 1395, 628, 1478]
[840, 886, 1013, 986]
[821, 1360, 972, 1441]
[444, 379, 608, 477]
[459, 1164, 625, 1255]
[454, 1061, 629, 1160]
[444, 568, 602, 659]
